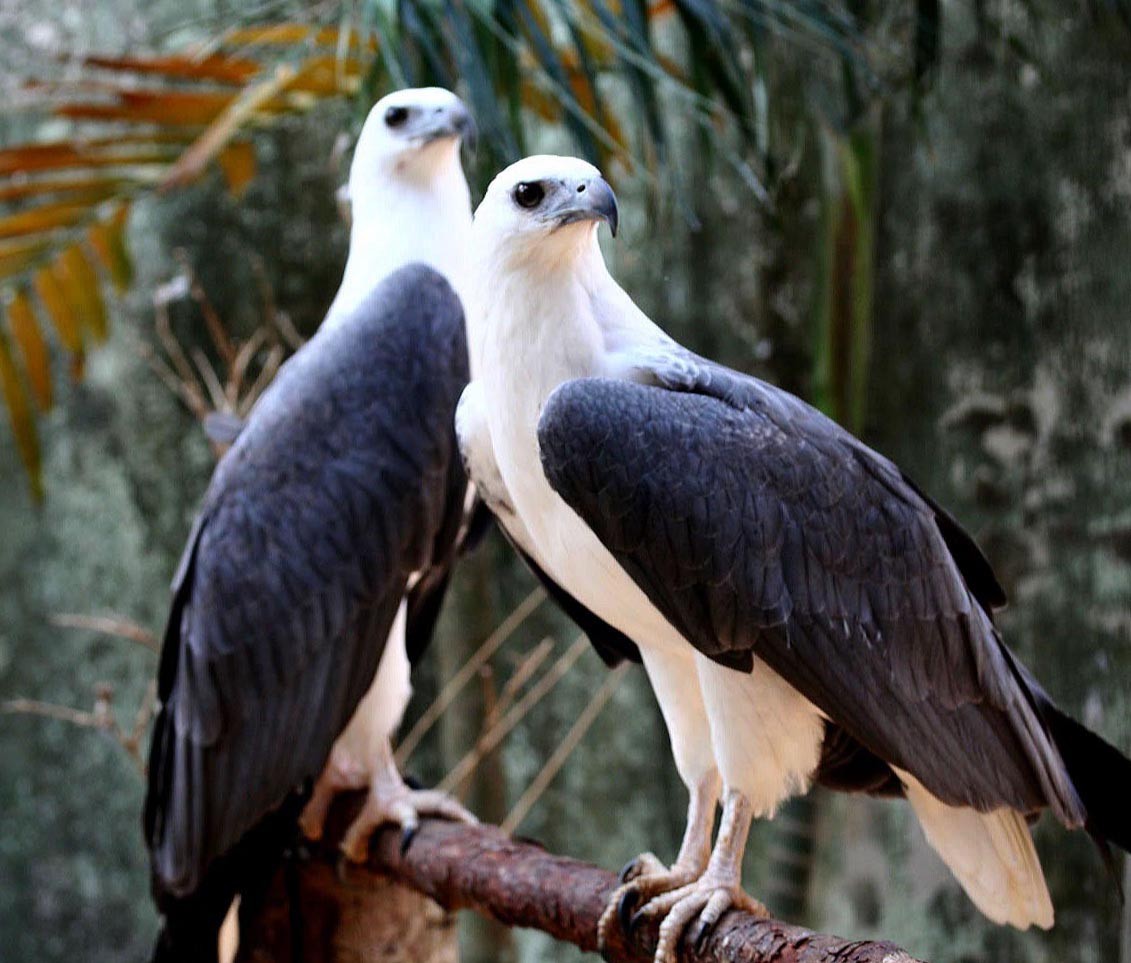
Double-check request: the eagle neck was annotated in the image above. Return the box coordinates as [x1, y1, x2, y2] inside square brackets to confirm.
[323, 160, 472, 332]
[474, 240, 610, 413]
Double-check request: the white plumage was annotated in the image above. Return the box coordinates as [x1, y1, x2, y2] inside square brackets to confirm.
[898, 769, 1053, 929]
[325, 86, 473, 329]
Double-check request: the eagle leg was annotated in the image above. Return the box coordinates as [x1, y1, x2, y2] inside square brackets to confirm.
[300, 738, 476, 859]
[337, 739, 476, 863]
[299, 743, 371, 841]
[597, 771, 720, 954]
[629, 789, 768, 963]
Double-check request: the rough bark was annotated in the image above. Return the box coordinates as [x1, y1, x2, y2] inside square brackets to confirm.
[240, 792, 926, 963]
[238, 862, 458, 963]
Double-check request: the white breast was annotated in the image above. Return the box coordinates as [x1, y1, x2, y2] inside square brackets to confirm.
[477, 274, 687, 655]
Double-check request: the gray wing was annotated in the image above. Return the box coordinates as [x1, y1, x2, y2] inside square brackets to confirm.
[144, 265, 470, 897]
[538, 360, 1084, 824]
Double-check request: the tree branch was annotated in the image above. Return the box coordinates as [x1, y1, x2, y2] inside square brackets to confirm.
[259, 794, 926, 963]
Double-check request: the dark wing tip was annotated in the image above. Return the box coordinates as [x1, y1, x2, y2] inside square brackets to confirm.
[1039, 696, 1131, 856]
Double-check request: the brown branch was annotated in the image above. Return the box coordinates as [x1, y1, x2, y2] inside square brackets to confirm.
[1, 682, 153, 777]
[267, 801, 926, 963]
[50, 612, 159, 651]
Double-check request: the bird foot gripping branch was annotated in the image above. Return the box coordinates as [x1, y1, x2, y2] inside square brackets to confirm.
[598, 854, 702, 958]
[600, 866, 771, 963]
[599, 789, 771, 963]
[299, 742, 477, 862]
[340, 782, 477, 863]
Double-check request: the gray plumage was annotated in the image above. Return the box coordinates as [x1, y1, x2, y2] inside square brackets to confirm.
[537, 351, 1087, 825]
[144, 264, 470, 899]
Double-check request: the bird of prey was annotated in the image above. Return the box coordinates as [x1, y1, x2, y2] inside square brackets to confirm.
[144, 88, 477, 962]
[458, 154, 1131, 962]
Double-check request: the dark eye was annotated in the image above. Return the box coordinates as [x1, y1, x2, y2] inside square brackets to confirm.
[513, 181, 545, 209]
[384, 106, 409, 128]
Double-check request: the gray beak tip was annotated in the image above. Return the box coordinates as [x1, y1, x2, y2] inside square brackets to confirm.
[595, 177, 618, 238]
[459, 113, 479, 156]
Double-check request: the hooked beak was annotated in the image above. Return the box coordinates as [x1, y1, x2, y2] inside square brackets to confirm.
[419, 104, 478, 154]
[551, 176, 619, 238]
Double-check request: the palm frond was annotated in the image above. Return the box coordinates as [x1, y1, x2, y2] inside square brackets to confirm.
[0, 30, 360, 497]
[1, 3, 920, 496]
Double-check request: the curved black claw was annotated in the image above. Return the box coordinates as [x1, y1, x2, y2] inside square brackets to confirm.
[629, 905, 652, 938]
[618, 886, 641, 935]
[400, 824, 419, 855]
[690, 917, 714, 954]
[619, 858, 640, 884]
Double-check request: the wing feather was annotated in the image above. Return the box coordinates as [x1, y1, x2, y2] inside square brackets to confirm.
[538, 366, 1084, 824]
[145, 265, 469, 897]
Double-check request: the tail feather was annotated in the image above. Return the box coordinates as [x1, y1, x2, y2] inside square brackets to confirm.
[1041, 700, 1131, 855]
[897, 768, 1054, 930]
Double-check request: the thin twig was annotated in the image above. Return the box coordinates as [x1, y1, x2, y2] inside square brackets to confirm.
[1, 688, 150, 778]
[501, 662, 629, 834]
[146, 255, 297, 440]
[229, 327, 269, 404]
[239, 343, 284, 414]
[50, 613, 159, 652]
[122, 679, 158, 771]
[191, 347, 228, 412]
[135, 341, 210, 419]
[437, 634, 589, 795]
[273, 309, 306, 351]
[250, 255, 279, 331]
[457, 639, 554, 803]
[468, 663, 502, 804]
[396, 587, 546, 764]
[187, 263, 237, 366]
[493, 637, 554, 718]
[154, 297, 201, 390]
[1, 698, 101, 728]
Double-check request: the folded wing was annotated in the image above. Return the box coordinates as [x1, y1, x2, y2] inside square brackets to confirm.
[145, 265, 470, 897]
[537, 360, 1084, 826]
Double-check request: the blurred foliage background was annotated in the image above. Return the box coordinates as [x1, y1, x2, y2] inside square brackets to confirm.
[1, 1, 1130, 962]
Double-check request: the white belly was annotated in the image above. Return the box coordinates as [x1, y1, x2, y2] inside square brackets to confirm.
[508, 440, 681, 651]
[334, 599, 412, 760]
